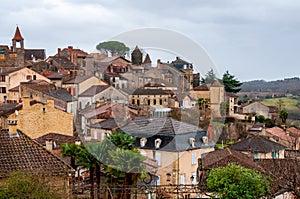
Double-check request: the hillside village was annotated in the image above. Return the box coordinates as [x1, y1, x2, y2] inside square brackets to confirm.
[0, 27, 300, 199]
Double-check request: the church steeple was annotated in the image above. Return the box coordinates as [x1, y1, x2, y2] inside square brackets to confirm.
[12, 26, 24, 52]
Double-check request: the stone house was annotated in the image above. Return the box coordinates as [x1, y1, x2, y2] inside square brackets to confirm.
[19, 80, 77, 114]
[230, 135, 286, 159]
[7, 97, 73, 139]
[263, 127, 300, 150]
[241, 101, 278, 119]
[78, 85, 127, 110]
[62, 75, 105, 98]
[0, 67, 51, 104]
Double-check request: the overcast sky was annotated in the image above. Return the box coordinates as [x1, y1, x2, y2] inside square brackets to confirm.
[1, 0, 300, 81]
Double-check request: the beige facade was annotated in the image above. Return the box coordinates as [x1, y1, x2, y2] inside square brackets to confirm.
[0, 67, 50, 104]
[8, 98, 73, 139]
[209, 80, 225, 118]
[242, 102, 271, 118]
[140, 147, 214, 186]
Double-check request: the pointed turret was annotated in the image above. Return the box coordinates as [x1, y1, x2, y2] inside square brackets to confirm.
[13, 26, 24, 41]
[143, 53, 152, 65]
[12, 26, 24, 51]
[131, 46, 142, 65]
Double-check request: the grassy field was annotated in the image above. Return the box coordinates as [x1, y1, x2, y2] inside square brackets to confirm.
[262, 97, 300, 110]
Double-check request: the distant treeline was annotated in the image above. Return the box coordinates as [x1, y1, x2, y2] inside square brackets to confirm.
[241, 77, 300, 94]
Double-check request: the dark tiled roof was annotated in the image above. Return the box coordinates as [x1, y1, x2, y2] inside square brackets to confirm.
[79, 85, 110, 97]
[121, 117, 211, 152]
[63, 75, 94, 84]
[132, 88, 168, 95]
[0, 103, 22, 116]
[230, 135, 286, 153]
[0, 67, 22, 75]
[24, 49, 46, 60]
[49, 88, 77, 102]
[48, 56, 79, 70]
[193, 84, 209, 91]
[89, 118, 124, 130]
[0, 129, 73, 177]
[201, 148, 262, 171]
[143, 54, 151, 64]
[256, 159, 300, 196]
[35, 133, 78, 148]
[46, 72, 69, 80]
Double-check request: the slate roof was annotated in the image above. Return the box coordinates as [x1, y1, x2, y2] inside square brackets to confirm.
[89, 118, 125, 130]
[230, 135, 286, 153]
[63, 75, 94, 84]
[24, 49, 46, 60]
[121, 117, 211, 152]
[0, 67, 22, 75]
[79, 85, 110, 97]
[46, 72, 69, 80]
[201, 148, 263, 171]
[0, 129, 73, 178]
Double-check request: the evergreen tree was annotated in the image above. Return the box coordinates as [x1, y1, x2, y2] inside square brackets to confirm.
[222, 70, 242, 93]
[200, 68, 217, 84]
[96, 41, 130, 56]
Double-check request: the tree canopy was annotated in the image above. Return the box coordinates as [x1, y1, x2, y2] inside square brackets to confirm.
[200, 68, 217, 84]
[206, 163, 270, 199]
[222, 70, 242, 93]
[96, 41, 130, 56]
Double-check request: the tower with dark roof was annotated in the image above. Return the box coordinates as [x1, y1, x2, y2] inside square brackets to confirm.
[11, 26, 25, 67]
[131, 46, 142, 65]
[143, 53, 152, 67]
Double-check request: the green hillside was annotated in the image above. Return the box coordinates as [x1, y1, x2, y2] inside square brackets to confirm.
[262, 97, 299, 110]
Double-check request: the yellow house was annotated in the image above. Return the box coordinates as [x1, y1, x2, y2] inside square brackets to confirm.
[8, 97, 73, 139]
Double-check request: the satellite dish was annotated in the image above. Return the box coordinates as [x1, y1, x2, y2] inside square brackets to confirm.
[15, 110, 18, 116]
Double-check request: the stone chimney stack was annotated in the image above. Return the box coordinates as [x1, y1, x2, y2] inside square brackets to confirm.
[45, 139, 53, 151]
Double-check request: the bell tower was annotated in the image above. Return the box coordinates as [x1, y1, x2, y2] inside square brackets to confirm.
[12, 26, 24, 52]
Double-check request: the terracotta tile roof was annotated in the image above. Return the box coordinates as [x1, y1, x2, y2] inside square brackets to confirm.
[287, 127, 300, 137]
[35, 133, 78, 149]
[0, 67, 22, 75]
[201, 148, 263, 171]
[230, 135, 286, 153]
[79, 85, 110, 97]
[256, 159, 300, 196]
[193, 84, 209, 91]
[8, 85, 19, 92]
[48, 56, 79, 70]
[266, 127, 294, 143]
[0, 129, 73, 178]
[12, 26, 24, 41]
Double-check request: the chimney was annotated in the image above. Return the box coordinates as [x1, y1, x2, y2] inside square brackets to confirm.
[207, 125, 213, 143]
[68, 46, 73, 52]
[57, 48, 61, 54]
[45, 139, 53, 151]
[176, 56, 179, 60]
[157, 59, 161, 67]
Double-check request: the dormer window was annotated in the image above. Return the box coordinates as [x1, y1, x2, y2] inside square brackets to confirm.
[189, 138, 196, 147]
[140, 138, 147, 147]
[155, 138, 162, 149]
[202, 136, 208, 145]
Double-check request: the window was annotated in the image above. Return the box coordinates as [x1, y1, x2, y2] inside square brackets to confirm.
[192, 152, 197, 165]
[33, 75, 36, 80]
[191, 173, 196, 184]
[272, 151, 279, 159]
[180, 174, 185, 185]
[153, 99, 156, 105]
[148, 99, 150, 105]
[70, 104, 74, 113]
[155, 152, 161, 166]
[26, 75, 32, 80]
[132, 99, 135, 104]
[42, 108, 46, 113]
[137, 99, 140, 106]
[0, 75, 5, 82]
[254, 152, 258, 159]
[156, 175, 161, 185]
[0, 87, 6, 93]
[160, 99, 162, 105]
